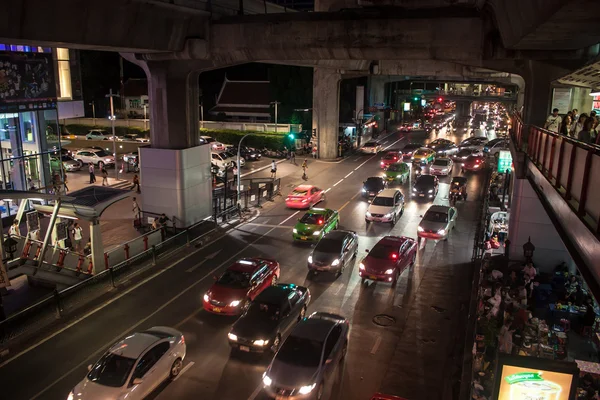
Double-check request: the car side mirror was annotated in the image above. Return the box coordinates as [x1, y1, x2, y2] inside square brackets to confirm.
[87, 364, 93, 371]
[132, 378, 143, 385]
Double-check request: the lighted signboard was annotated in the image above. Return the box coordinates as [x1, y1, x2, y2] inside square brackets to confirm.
[403, 103, 410, 112]
[492, 355, 579, 400]
[497, 150, 512, 173]
[421, 99, 426, 106]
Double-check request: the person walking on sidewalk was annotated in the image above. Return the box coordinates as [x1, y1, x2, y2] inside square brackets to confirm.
[131, 174, 141, 193]
[544, 108, 562, 133]
[88, 163, 96, 184]
[72, 222, 83, 253]
[9, 220, 20, 237]
[290, 148, 296, 164]
[132, 197, 141, 228]
[312, 145, 318, 159]
[270, 160, 277, 179]
[301, 159, 308, 180]
[101, 167, 109, 186]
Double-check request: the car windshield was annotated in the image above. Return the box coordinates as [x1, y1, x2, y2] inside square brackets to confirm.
[87, 352, 136, 388]
[365, 142, 377, 147]
[365, 178, 382, 186]
[416, 176, 435, 186]
[204, 137, 215, 143]
[433, 159, 450, 166]
[424, 210, 448, 223]
[315, 238, 343, 254]
[91, 131, 108, 135]
[383, 154, 397, 160]
[457, 149, 473, 156]
[275, 335, 323, 367]
[217, 270, 251, 289]
[61, 155, 74, 161]
[368, 243, 398, 259]
[218, 152, 230, 159]
[388, 164, 405, 172]
[246, 301, 281, 320]
[372, 196, 394, 207]
[291, 189, 308, 196]
[94, 150, 111, 157]
[300, 212, 325, 225]
[414, 150, 429, 156]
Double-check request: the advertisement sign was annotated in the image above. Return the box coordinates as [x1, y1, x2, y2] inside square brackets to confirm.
[55, 221, 68, 241]
[403, 103, 411, 112]
[551, 88, 572, 114]
[497, 150, 513, 173]
[26, 211, 40, 233]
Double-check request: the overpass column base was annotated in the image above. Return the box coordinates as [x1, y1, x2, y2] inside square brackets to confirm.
[90, 220, 104, 275]
[313, 68, 341, 160]
[139, 146, 212, 227]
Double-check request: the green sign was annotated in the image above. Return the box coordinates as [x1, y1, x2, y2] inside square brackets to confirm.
[497, 150, 512, 173]
[505, 372, 544, 385]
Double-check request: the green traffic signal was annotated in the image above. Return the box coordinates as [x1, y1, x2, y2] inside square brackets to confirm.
[413, 97, 419, 101]
[288, 133, 295, 140]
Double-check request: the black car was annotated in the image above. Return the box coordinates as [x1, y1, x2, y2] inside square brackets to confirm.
[401, 143, 422, 160]
[362, 177, 387, 200]
[308, 230, 359, 276]
[412, 174, 439, 199]
[228, 284, 310, 354]
[226, 145, 262, 161]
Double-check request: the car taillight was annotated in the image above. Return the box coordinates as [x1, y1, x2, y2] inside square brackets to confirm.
[318, 219, 324, 225]
[391, 253, 398, 260]
[180, 335, 185, 344]
[381, 162, 385, 166]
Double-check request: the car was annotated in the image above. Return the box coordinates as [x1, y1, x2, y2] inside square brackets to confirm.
[86, 129, 113, 140]
[211, 151, 234, 170]
[55, 154, 82, 172]
[380, 151, 401, 169]
[411, 148, 436, 164]
[461, 154, 486, 172]
[449, 176, 468, 202]
[412, 174, 439, 199]
[400, 143, 422, 160]
[73, 148, 115, 168]
[224, 151, 246, 167]
[200, 135, 226, 151]
[228, 284, 311, 354]
[458, 136, 488, 151]
[227, 145, 262, 161]
[119, 133, 149, 143]
[417, 205, 457, 242]
[123, 152, 139, 164]
[307, 230, 358, 276]
[61, 132, 78, 140]
[203, 258, 280, 315]
[293, 208, 339, 242]
[365, 188, 405, 225]
[429, 157, 453, 176]
[384, 162, 410, 184]
[427, 138, 458, 156]
[358, 235, 417, 286]
[360, 141, 381, 154]
[483, 138, 509, 155]
[262, 312, 349, 400]
[285, 185, 325, 209]
[452, 148, 482, 162]
[69, 326, 186, 400]
[371, 394, 409, 400]
[362, 177, 387, 200]
[398, 123, 411, 133]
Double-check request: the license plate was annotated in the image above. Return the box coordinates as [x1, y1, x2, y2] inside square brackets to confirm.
[419, 194, 425, 197]
[369, 275, 378, 280]
[240, 346, 250, 352]
[301, 236, 308, 240]
[212, 307, 222, 313]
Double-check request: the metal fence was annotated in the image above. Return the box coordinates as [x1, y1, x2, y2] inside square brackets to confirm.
[0, 220, 216, 345]
[212, 178, 281, 222]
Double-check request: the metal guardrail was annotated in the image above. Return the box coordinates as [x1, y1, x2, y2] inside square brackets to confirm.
[0, 220, 216, 345]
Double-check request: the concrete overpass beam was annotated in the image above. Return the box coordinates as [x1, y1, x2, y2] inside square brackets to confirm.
[313, 68, 341, 160]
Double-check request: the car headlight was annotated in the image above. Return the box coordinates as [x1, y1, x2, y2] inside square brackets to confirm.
[412, 188, 417, 192]
[228, 333, 238, 341]
[417, 226, 424, 232]
[384, 212, 393, 218]
[312, 231, 321, 236]
[365, 211, 371, 217]
[359, 263, 365, 270]
[105, 158, 112, 162]
[441, 168, 448, 172]
[253, 339, 269, 346]
[437, 228, 446, 235]
[203, 294, 210, 302]
[229, 300, 241, 307]
[308, 256, 313, 264]
[67, 391, 74, 400]
[331, 259, 340, 266]
[263, 374, 272, 387]
[385, 269, 394, 275]
[362, 188, 366, 192]
[428, 189, 433, 193]
[298, 384, 316, 395]
[293, 228, 298, 234]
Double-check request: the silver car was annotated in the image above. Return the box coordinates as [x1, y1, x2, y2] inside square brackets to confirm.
[417, 205, 457, 242]
[263, 312, 349, 400]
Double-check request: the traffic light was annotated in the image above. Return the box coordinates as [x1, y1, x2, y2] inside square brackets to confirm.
[288, 133, 295, 140]
[413, 97, 419, 101]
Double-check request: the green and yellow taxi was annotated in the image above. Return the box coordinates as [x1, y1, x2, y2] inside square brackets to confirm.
[411, 148, 436, 165]
[384, 162, 410, 184]
[292, 208, 339, 242]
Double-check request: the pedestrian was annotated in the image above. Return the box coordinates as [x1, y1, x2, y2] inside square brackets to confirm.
[62, 170, 69, 192]
[301, 159, 308, 180]
[72, 222, 83, 252]
[88, 163, 96, 184]
[270, 160, 277, 179]
[131, 174, 140, 193]
[8, 220, 20, 236]
[543, 108, 562, 133]
[101, 167, 108, 186]
[572, 108, 579, 122]
[157, 213, 170, 227]
[83, 238, 92, 256]
[578, 119, 595, 144]
[232, 165, 238, 180]
[290, 148, 296, 164]
[132, 197, 141, 220]
[571, 113, 587, 137]
[312, 145, 318, 159]
[559, 115, 572, 136]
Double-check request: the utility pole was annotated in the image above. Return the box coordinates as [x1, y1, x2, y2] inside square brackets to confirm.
[143, 104, 147, 131]
[270, 101, 280, 133]
[106, 89, 119, 180]
[90, 101, 96, 126]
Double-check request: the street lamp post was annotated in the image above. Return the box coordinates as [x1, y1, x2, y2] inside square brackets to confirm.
[90, 101, 96, 126]
[106, 89, 119, 180]
[354, 108, 365, 147]
[237, 133, 251, 205]
[143, 104, 147, 131]
[294, 108, 320, 159]
[270, 101, 280, 133]
[200, 102, 204, 129]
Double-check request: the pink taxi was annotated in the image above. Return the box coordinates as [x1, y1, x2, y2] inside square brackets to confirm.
[285, 185, 325, 209]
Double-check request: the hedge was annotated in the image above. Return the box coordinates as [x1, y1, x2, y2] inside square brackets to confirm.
[65, 124, 150, 137]
[200, 129, 287, 150]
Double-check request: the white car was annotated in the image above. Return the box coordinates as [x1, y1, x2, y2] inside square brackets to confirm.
[73, 148, 115, 168]
[211, 151, 234, 169]
[200, 136, 226, 151]
[365, 188, 405, 225]
[483, 138, 509, 156]
[417, 205, 457, 242]
[119, 134, 149, 143]
[68, 326, 186, 400]
[86, 129, 112, 140]
[360, 141, 382, 154]
[459, 136, 489, 151]
[429, 157, 453, 176]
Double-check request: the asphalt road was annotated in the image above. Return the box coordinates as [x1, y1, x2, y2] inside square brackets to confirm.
[0, 126, 488, 400]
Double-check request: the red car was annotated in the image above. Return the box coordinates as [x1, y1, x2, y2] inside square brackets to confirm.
[203, 258, 280, 315]
[358, 236, 417, 287]
[380, 151, 401, 169]
[460, 154, 486, 172]
[371, 394, 409, 400]
[285, 185, 325, 209]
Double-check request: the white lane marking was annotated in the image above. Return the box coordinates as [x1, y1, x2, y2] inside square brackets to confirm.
[333, 179, 344, 187]
[27, 226, 280, 400]
[245, 223, 291, 228]
[279, 211, 299, 225]
[353, 157, 361, 161]
[324, 188, 331, 193]
[370, 335, 382, 354]
[173, 361, 195, 382]
[247, 382, 263, 400]
[355, 159, 371, 170]
[334, 282, 345, 296]
[185, 250, 222, 273]
[345, 171, 354, 178]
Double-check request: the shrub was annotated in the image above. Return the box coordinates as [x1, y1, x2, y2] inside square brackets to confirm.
[200, 129, 287, 150]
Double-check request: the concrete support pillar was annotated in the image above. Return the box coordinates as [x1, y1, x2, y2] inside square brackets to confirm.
[368, 75, 386, 107]
[89, 219, 104, 275]
[522, 61, 566, 127]
[313, 68, 341, 160]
